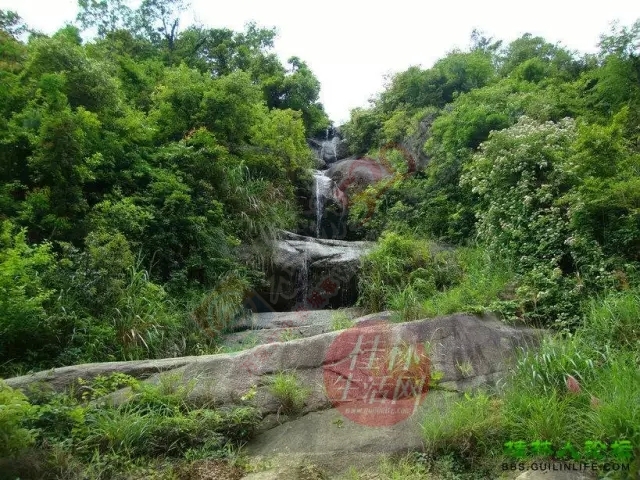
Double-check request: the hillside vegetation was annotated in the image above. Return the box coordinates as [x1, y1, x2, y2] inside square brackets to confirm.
[0, 3, 638, 478]
[343, 21, 640, 478]
[0, 1, 329, 376]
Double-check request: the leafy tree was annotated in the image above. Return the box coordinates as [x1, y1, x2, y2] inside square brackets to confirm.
[461, 116, 592, 326]
[0, 381, 35, 456]
[24, 32, 120, 113]
[567, 109, 640, 262]
[76, 0, 136, 37]
[198, 71, 264, 148]
[175, 23, 277, 76]
[470, 29, 502, 56]
[498, 33, 584, 81]
[342, 106, 383, 155]
[267, 56, 329, 135]
[0, 9, 29, 38]
[136, 0, 189, 50]
[0, 15, 326, 371]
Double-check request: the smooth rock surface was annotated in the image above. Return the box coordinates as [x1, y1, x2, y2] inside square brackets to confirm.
[6, 313, 543, 414]
[245, 391, 456, 477]
[222, 308, 363, 350]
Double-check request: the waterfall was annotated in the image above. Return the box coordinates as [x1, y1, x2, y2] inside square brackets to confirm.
[297, 245, 310, 308]
[330, 136, 338, 163]
[313, 170, 332, 238]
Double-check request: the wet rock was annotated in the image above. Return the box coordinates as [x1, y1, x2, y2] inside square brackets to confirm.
[248, 231, 373, 311]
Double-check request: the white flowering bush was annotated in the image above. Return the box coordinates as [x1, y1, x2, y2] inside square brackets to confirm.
[462, 116, 577, 264]
[461, 117, 608, 326]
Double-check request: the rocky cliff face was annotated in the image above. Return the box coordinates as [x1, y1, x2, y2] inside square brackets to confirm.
[247, 231, 374, 312]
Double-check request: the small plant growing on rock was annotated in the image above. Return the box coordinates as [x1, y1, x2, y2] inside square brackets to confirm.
[331, 311, 356, 331]
[268, 372, 311, 416]
[456, 361, 474, 378]
[77, 373, 138, 402]
[280, 328, 302, 342]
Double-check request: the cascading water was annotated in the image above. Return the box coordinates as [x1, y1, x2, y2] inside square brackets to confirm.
[313, 170, 333, 238]
[297, 242, 310, 308]
[330, 137, 338, 163]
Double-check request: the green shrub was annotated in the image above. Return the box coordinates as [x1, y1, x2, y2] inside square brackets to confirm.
[28, 393, 87, 442]
[358, 231, 463, 314]
[421, 391, 505, 460]
[191, 272, 252, 338]
[389, 285, 426, 322]
[91, 407, 257, 458]
[80, 408, 157, 456]
[331, 310, 356, 331]
[0, 220, 56, 374]
[77, 384, 259, 459]
[214, 406, 261, 444]
[378, 454, 431, 479]
[268, 372, 311, 415]
[127, 372, 196, 415]
[77, 373, 139, 402]
[146, 413, 214, 456]
[582, 290, 640, 351]
[421, 247, 515, 318]
[0, 381, 36, 457]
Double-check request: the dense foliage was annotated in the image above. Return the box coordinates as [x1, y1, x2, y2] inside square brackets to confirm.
[0, 374, 261, 479]
[347, 25, 640, 476]
[1, 5, 639, 478]
[346, 22, 640, 327]
[0, 2, 329, 375]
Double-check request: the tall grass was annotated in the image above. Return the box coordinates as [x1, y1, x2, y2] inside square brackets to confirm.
[358, 231, 462, 316]
[421, 289, 640, 477]
[114, 264, 181, 359]
[421, 391, 505, 460]
[331, 310, 357, 331]
[191, 272, 252, 338]
[421, 247, 514, 318]
[0, 373, 262, 479]
[582, 290, 640, 352]
[268, 372, 311, 416]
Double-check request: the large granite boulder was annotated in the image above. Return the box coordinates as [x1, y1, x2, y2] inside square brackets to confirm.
[308, 137, 350, 165]
[399, 110, 436, 171]
[248, 231, 373, 311]
[236, 313, 544, 477]
[243, 391, 457, 478]
[6, 313, 542, 407]
[326, 158, 392, 200]
[223, 309, 363, 351]
[5, 313, 543, 478]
